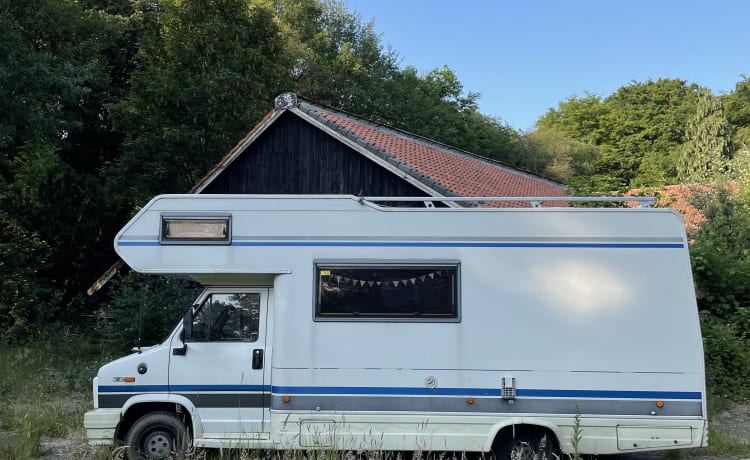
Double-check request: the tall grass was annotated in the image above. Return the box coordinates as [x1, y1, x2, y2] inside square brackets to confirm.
[0, 329, 115, 459]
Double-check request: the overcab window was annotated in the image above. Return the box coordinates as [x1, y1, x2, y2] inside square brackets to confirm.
[160, 214, 231, 244]
[315, 263, 459, 321]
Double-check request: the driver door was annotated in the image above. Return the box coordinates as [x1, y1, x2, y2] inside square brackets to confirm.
[169, 288, 270, 438]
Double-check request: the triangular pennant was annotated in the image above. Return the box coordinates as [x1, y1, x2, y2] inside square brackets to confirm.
[368, 281, 375, 287]
[410, 278, 416, 285]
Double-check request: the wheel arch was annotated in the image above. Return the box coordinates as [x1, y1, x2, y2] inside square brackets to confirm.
[485, 418, 562, 453]
[116, 394, 200, 442]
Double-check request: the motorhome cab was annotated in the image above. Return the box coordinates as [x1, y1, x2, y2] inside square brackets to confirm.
[84, 194, 708, 458]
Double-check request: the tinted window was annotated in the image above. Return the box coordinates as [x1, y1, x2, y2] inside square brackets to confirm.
[316, 264, 459, 320]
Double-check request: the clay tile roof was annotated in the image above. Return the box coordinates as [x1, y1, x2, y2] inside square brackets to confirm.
[296, 101, 566, 207]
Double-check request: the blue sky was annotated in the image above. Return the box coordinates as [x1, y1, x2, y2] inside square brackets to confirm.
[344, 0, 749, 132]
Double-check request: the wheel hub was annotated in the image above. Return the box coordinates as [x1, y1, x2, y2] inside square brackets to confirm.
[143, 429, 172, 458]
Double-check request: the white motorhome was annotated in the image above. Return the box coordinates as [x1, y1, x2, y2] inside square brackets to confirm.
[84, 194, 707, 459]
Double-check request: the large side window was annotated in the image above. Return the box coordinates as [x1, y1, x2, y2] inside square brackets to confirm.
[190, 293, 260, 341]
[315, 263, 459, 321]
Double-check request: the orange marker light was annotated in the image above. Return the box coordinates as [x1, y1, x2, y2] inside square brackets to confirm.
[282, 395, 291, 403]
[656, 400, 664, 408]
[466, 397, 475, 405]
[124, 377, 136, 383]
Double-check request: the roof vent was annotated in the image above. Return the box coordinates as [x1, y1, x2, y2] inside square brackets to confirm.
[275, 92, 299, 110]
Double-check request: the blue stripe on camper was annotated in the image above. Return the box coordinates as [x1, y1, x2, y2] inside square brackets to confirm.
[118, 241, 684, 249]
[270, 386, 702, 400]
[98, 384, 702, 400]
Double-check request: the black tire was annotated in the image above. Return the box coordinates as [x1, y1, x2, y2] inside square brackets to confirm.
[494, 431, 558, 460]
[125, 411, 189, 459]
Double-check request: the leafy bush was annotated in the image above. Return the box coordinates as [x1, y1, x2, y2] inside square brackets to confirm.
[700, 312, 750, 401]
[689, 186, 750, 329]
[0, 216, 61, 343]
[688, 185, 750, 402]
[102, 272, 200, 352]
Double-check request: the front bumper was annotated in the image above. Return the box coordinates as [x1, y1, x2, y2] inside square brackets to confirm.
[83, 408, 120, 446]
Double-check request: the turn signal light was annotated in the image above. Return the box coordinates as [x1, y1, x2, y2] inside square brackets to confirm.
[656, 400, 664, 408]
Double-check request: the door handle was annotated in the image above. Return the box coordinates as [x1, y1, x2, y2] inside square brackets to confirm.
[252, 349, 264, 369]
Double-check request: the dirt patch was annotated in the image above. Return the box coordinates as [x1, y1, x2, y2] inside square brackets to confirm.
[36, 430, 109, 460]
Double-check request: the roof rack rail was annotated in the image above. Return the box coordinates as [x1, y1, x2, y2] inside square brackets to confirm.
[362, 196, 658, 208]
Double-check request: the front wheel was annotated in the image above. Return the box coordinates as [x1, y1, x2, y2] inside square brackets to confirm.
[125, 411, 188, 459]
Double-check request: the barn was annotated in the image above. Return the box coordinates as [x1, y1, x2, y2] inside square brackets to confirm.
[191, 93, 565, 202]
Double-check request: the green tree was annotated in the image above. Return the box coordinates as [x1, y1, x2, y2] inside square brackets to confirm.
[600, 79, 698, 186]
[0, 0, 132, 338]
[278, 0, 401, 120]
[677, 89, 735, 183]
[0, 0, 93, 174]
[537, 79, 698, 187]
[537, 93, 607, 143]
[513, 126, 599, 182]
[107, 0, 293, 206]
[723, 76, 750, 149]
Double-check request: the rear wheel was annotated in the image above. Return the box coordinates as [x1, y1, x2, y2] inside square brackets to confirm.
[125, 411, 188, 459]
[494, 431, 557, 460]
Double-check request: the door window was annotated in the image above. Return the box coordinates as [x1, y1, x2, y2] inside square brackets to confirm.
[189, 293, 260, 341]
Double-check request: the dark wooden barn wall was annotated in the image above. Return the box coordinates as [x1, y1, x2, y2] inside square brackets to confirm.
[201, 112, 429, 198]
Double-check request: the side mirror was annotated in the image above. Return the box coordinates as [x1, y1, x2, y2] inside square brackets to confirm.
[173, 306, 194, 356]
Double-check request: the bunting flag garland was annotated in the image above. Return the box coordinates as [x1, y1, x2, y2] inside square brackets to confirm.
[320, 269, 447, 288]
